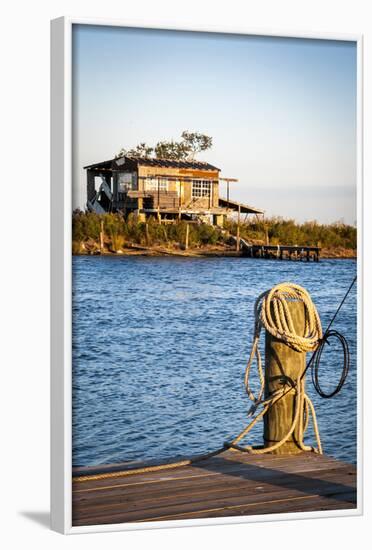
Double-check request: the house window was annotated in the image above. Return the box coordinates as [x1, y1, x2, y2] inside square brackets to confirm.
[192, 180, 211, 198]
[144, 178, 168, 192]
[118, 172, 137, 193]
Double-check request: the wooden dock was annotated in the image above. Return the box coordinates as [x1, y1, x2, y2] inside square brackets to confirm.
[72, 450, 356, 526]
[244, 243, 321, 261]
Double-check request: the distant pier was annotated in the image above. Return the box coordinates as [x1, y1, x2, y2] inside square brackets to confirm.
[243, 242, 320, 261]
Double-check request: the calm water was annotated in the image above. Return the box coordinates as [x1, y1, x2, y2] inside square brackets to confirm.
[72, 256, 357, 467]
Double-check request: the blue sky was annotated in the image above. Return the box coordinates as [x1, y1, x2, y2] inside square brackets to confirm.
[72, 25, 357, 224]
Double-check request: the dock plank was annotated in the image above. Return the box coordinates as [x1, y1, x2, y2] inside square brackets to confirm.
[72, 451, 357, 526]
[73, 465, 354, 505]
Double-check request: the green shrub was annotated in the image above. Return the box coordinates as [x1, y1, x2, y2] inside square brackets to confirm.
[71, 211, 357, 252]
[196, 223, 219, 245]
[235, 216, 356, 249]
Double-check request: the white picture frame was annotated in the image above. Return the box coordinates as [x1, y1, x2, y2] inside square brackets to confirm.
[51, 16, 363, 534]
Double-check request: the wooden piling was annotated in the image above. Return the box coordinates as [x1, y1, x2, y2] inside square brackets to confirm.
[263, 300, 306, 454]
[179, 181, 182, 220]
[185, 223, 189, 250]
[100, 220, 104, 251]
[236, 205, 241, 251]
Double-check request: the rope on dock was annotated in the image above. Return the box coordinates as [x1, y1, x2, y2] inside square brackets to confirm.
[72, 449, 225, 483]
[73, 279, 355, 483]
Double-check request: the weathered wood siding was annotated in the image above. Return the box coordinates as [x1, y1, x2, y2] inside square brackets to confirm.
[137, 165, 220, 209]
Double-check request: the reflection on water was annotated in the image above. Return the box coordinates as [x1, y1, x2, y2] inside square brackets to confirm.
[72, 256, 357, 467]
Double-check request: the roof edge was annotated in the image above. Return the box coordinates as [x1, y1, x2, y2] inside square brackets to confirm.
[84, 156, 220, 171]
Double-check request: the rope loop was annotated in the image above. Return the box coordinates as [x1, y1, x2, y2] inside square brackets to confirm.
[259, 282, 323, 353]
[245, 282, 322, 402]
[311, 329, 350, 398]
[241, 282, 323, 455]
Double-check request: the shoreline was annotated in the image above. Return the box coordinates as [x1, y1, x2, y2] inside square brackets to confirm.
[72, 213, 357, 260]
[72, 243, 357, 260]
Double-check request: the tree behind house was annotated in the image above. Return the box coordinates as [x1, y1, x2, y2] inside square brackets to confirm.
[115, 131, 213, 161]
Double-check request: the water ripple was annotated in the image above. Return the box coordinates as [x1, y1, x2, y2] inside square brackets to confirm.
[72, 256, 357, 467]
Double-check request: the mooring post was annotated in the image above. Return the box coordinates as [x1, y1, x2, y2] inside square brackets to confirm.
[263, 299, 306, 454]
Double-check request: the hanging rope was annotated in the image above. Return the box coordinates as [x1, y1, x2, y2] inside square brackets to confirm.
[73, 279, 355, 483]
[311, 330, 350, 399]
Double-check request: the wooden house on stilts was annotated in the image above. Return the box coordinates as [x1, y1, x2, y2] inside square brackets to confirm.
[84, 156, 263, 225]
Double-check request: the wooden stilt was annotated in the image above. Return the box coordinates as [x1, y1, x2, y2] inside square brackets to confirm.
[185, 223, 189, 250]
[236, 205, 241, 252]
[100, 220, 104, 251]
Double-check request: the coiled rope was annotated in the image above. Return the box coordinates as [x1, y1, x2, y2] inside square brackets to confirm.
[73, 278, 355, 483]
[226, 282, 324, 455]
[311, 330, 350, 399]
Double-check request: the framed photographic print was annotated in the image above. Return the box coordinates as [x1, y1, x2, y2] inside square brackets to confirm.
[51, 17, 363, 534]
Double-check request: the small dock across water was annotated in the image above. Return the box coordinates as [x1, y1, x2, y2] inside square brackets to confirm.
[242, 242, 321, 261]
[72, 450, 356, 526]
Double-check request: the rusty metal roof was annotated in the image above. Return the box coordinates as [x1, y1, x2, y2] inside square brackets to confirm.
[84, 156, 220, 171]
[218, 197, 264, 214]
